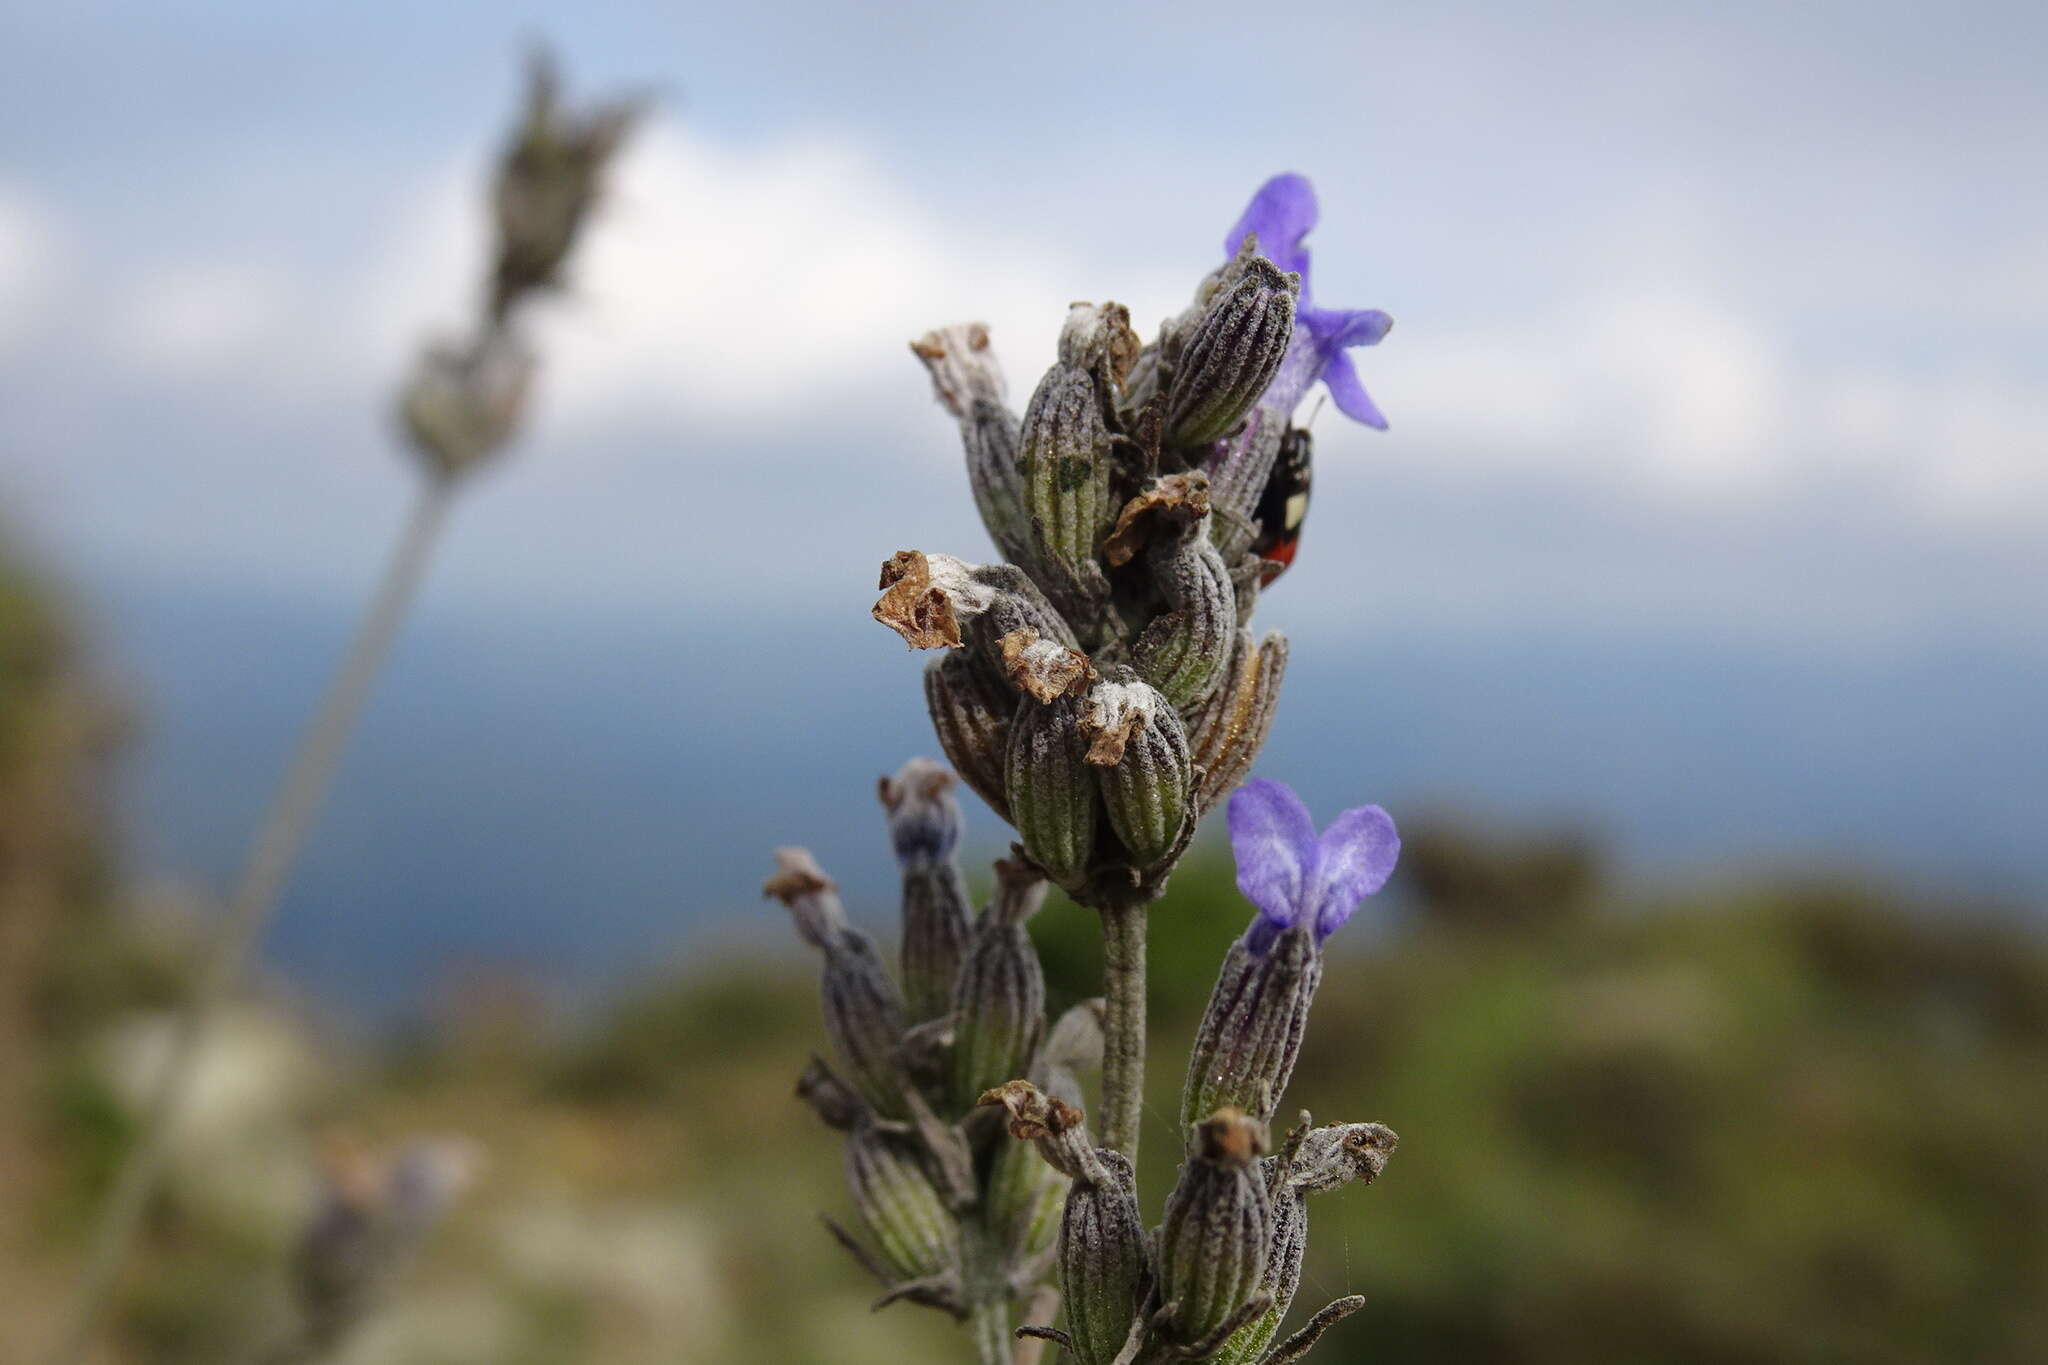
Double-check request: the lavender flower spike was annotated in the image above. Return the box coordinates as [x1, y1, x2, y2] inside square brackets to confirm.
[1226, 174, 1394, 429]
[1231, 778, 1399, 954]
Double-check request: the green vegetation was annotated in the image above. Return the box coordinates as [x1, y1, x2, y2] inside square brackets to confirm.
[4, 532, 2043, 1362]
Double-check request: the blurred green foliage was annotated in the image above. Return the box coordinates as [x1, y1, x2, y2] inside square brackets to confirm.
[5, 532, 2044, 1363]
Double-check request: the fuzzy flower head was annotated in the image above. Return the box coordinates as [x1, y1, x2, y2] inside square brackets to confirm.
[1229, 778, 1399, 953]
[1226, 173, 1393, 429]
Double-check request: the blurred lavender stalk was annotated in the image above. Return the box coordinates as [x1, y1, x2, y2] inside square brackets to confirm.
[45, 54, 638, 1365]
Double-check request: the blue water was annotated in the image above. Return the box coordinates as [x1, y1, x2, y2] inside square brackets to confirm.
[86, 577, 2048, 1017]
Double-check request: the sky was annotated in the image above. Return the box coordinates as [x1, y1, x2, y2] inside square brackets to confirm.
[2, 1, 2044, 1007]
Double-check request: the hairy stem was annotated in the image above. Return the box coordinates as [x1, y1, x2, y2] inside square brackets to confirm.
[1097, 899, 1149, 1162]
[45, 475, 458, 1365]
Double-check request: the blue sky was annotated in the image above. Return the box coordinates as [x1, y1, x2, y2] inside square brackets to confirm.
[2, 2, 2044, 1004]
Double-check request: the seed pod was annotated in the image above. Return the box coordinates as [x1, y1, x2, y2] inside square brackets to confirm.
[910, 324, 1037, 567]
[1188, 630, 1290, 817]
[949, 859, 1047, 1111]
[845, 1123, 959, 1282]
[764, 849, 909, 1118]
[924, 654, 1012, 821]
[1005, 695, 1096, 887]
[1166, 256, 1297, 447]
[1181, 920, 1322, 1129]
[1157, 1109, 1273, 1350]
[1079, 675, 1193, 871]
[878, 759, 973, 1023]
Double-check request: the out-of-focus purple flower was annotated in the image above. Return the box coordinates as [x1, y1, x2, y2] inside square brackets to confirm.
[1224, 173, 1393, 430]
[1228, 778, 1398, 952]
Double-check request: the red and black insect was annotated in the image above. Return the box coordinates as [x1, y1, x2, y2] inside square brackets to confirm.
[1250, 427, 1312, 585]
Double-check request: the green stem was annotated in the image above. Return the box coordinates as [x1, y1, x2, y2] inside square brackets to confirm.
[969, 1296, 1014, 1365]
[960, 1213, 1016, 1365]
[45, 476, 458, 1365]
[1097, 900, 1149, 1163]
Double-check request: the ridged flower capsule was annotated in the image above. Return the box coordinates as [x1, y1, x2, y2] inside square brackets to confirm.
[765, 848, 911, 1118]
[949, 859, 1049, 1111]
[1156, 1108, 1274, 1352]
[1188, 630, 1290, 816]
[1165, 253, 1299, 448]
[923, 653, 1013, 821]
[911, 323, 1037, 569]
[980, 1082, 1148, 1365]
[1017, 303, 1139, 631]
[1104, 473, 1238, 712]
[1079, 673, 1193, 872]
[844, 1123, 961, 1285]
[1182, 781, 1400, 1127]
[878, 759, 973, 1023]
[1005, 693, 1097, 889]
[1212, 1120, 1399, 1365]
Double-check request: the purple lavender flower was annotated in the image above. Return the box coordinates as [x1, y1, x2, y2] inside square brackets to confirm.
[1225, 173, 1393, 430]
[1229, 778, 1399, 954]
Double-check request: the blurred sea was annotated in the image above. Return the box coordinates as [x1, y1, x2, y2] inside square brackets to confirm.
[86, 574, 2048, 1018]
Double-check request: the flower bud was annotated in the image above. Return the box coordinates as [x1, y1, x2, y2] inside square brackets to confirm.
[911, 324, 1037, 568]
[1157, 1109, 1273, 1351]
[1005, 695, 1097, 888]
[1180, 921, 1322, 1129]
[397, 331, 535, 479]
[1106, 476, 1237, 712]
[1166, 255, 1298, 447]
[765, 849, 909, 1117]
[878, 759, 973, 1022]
[949, 859, 1047, 1111]
[924, 654, 1012, 821]
[845, 1123, 959, 1283]
[1080, 674, 1193, 871]
[1188, 630, 1290, 817]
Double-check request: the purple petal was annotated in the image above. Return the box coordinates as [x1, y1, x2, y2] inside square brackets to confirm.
[1303, 306, 1393, 350]
[1225, 173, 1318, 282]
[1308, 805, 1400, 939]
[1228, 779, 1320, 936]
[1320, 349, 1389, 430]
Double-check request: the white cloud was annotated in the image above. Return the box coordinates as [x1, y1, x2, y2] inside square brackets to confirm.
[536, 123, 1162, 435]
[0, 185, 64, 358]
[111, 260, 300, 378]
